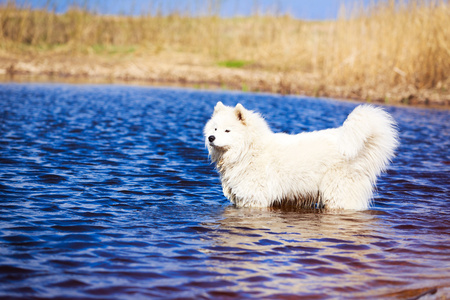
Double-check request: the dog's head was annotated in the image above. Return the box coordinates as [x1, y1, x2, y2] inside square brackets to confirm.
[204, 102, 248, 154]
[204, 102, 271, 164]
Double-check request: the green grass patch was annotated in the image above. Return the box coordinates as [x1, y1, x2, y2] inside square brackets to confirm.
[218, 60, 250, 68]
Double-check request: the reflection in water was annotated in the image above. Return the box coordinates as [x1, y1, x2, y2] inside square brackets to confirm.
[204, 207, 449, 298]
[205, 208, 379, 297]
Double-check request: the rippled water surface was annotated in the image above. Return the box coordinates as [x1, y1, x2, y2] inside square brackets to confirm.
[0, 83, 449, 299]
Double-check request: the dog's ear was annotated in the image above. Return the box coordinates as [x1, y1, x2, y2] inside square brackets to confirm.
[213, 101, 225, 114]
[234, 103, 246, 125]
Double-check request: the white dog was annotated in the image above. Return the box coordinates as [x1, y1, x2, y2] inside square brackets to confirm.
[204, 102, 399, 210]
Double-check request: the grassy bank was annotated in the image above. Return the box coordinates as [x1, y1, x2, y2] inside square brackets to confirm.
[0, 0, 449, 106]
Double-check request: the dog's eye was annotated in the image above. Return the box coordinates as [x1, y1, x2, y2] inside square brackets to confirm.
[225, 129, 230, 133]
[215, 128, 217, 131]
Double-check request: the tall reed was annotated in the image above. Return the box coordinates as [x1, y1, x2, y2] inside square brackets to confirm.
[0, 0, 448, 94]
[325, 0, 450, 90]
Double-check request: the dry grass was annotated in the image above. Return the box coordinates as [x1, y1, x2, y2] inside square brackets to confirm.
[0, 0, 449, 106]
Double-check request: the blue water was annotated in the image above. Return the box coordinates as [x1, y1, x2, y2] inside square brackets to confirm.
[0, 83, 449, 299]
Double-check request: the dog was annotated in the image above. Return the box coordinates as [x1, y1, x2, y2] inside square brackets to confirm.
[204, 102, 399, 210]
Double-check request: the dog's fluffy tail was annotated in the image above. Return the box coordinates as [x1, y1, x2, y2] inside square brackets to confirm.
[340, 105, 399, 174]
[325, 105, 399, 210]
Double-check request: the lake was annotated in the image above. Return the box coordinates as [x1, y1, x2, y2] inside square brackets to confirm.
[0, 83, 449, 299]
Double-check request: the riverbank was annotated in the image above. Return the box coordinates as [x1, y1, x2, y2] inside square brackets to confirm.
[1, 1, 449, 107]
[1, 51, 448, 108]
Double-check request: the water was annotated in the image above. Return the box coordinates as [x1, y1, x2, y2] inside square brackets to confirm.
[0, 83, 449, 299]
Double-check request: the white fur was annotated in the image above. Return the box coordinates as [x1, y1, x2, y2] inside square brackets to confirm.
[204, 102, 399, 210]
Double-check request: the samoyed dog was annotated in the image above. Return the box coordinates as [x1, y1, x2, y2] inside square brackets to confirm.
[204, 102, 399, 210]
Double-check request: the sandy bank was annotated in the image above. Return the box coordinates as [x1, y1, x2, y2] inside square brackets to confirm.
[1, 53, 448, 108]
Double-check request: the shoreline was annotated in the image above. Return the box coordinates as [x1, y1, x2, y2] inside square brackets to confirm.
[1, 53, 448, 109]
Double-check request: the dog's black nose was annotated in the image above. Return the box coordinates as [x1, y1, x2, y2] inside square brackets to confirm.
[208, 135, 215, 143]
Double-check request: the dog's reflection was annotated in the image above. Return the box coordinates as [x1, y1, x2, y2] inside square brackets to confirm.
[207, 206, 380, 248]
[201, 206, 384, 295]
